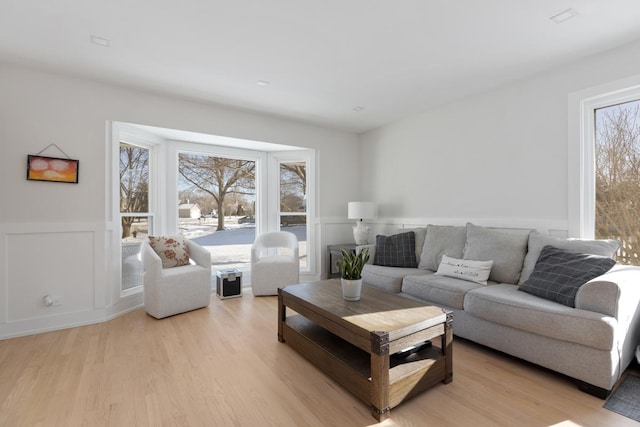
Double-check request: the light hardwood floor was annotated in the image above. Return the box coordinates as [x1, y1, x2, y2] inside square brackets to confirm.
[1, 291, 638, 427]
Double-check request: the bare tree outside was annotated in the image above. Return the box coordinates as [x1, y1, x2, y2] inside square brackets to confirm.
[280, 161, 308, 268]
[595, 100, 640, 265]
[280, 162, 307, 212]
[120, 143, 149, 238]
[178, 153, 255, 231]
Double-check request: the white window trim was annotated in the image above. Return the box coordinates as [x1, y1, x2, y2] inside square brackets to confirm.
[167, 141, 266, 236]
[110, 122, 319, 294]
[268, 150, 316, 276]
[568, 75, 640, 238]
[110, 123, 164, 298]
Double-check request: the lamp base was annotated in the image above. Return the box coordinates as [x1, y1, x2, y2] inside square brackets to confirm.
[352, 221, 370, 245]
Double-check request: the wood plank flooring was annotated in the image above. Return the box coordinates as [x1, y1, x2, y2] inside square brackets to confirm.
[1, 291, 638, 426]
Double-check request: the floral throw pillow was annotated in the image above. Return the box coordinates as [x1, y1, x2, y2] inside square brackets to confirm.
[148, 235, 190, 268]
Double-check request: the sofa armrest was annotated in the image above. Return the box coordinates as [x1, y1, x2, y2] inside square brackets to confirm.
[141, 241, 162, 280]
[356, 244, 376, 264]
[576, 264, 640, 319]
[186, 240, 212, 271]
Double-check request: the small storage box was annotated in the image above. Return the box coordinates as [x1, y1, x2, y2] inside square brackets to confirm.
[216, 269, 242, 299]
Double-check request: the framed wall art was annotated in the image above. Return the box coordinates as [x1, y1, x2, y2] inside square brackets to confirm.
[27, 155, 79, 184]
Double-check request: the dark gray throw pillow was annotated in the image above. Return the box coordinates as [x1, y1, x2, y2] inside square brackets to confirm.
[373, 232, 417, 268]
[518, 245, 616, 307]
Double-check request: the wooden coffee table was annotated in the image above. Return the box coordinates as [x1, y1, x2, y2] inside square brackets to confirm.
[278, 280, 453, 421]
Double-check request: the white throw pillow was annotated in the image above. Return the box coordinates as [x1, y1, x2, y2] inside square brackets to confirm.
[435, 255, 494, 285]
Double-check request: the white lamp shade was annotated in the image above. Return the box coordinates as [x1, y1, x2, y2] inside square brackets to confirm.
[348, 202, 376, 220]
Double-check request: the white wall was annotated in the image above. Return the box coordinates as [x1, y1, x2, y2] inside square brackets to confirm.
[360, 39, 640, 234]
[0, 63, 360, 338]
[7, 37, 640, 338]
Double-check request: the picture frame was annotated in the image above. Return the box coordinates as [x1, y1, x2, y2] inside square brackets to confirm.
[27, 155, 79, 184]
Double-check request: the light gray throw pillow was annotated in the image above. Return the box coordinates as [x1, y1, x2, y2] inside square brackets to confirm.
[418, 225, 466, 271]
[518, 231, 620, 284]
[463, 223, 529, 284]
[435, 255, 494, 285]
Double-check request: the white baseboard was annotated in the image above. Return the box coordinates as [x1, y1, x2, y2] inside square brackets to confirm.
[0, 294, 144, 340]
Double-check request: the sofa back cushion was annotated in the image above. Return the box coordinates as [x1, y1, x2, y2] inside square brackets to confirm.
[518, 231, 620, 284]
[418, 225, 466, 271]
[401, 227, 427, 262]
[462, 223, 529, 284]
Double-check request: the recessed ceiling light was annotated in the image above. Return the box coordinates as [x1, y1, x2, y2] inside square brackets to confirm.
[90, 35, 111, 47]
[257, 80, 270, 87]
[550, 8, 578, 24]
[353, 106, 365, 112]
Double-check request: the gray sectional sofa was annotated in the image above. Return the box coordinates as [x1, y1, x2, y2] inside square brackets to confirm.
[360, 223, 640, 397]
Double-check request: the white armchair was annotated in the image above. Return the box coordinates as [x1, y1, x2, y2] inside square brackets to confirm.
[142, 238, 212, 319]
[251, 231, 300, 296]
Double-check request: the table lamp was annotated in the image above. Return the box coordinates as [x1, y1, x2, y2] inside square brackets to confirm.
[348, 202, 376, 245]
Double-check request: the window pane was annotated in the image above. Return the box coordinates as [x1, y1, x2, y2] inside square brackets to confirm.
[280, 162, 306, 213]
[121, 215, 152, 290]
[280, 161, 307, 269]
[120, 143, 149, 213]
[120, 142, 151, 291]
[595, 99, 640, 265]
[178, 152, 256, 272]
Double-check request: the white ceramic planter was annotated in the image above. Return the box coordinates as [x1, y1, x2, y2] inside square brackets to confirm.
[341, 278, 362, 301]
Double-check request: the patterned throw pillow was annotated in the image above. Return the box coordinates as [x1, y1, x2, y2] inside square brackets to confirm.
[435, 255, 494, 285]
[518, 245, 616, 307]
[518, 231, 619, 284]
[148, 235, 190, 268]
[373, 232, 417, 268]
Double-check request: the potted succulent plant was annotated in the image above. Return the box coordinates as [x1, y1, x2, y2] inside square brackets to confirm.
[337, 248, 370, 301]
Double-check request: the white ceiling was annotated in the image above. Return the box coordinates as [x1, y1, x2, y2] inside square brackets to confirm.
[2, 1, 640, 134]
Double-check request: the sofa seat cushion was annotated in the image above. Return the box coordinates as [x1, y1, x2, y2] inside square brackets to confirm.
[362, 264, 430, 293]
[464, 284, 616, 350]
[402, 273, 490, 310]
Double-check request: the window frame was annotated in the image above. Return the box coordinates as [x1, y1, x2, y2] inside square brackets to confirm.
[111, 123, 318, 295]
[110, 123, 163, 298]
[168, 141, 266, 237]
[268, 150, 316, 276]
[568, 76, 640, 238]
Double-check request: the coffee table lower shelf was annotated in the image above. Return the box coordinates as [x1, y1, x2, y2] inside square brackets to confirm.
[282, 314, 449, 418]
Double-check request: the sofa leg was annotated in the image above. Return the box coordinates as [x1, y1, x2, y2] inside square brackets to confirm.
[576, 380, 611, 399]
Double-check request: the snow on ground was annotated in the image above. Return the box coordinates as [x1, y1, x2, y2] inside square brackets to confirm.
[179, 216, 307, 273]
[180, 216, 252, 272]
[121, 216, 307, 290]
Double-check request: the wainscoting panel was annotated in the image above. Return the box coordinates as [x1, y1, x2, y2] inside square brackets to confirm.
[7, 230, 95, 322]
[0, 222, 142, 339]
[0, 217, 569, 339]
